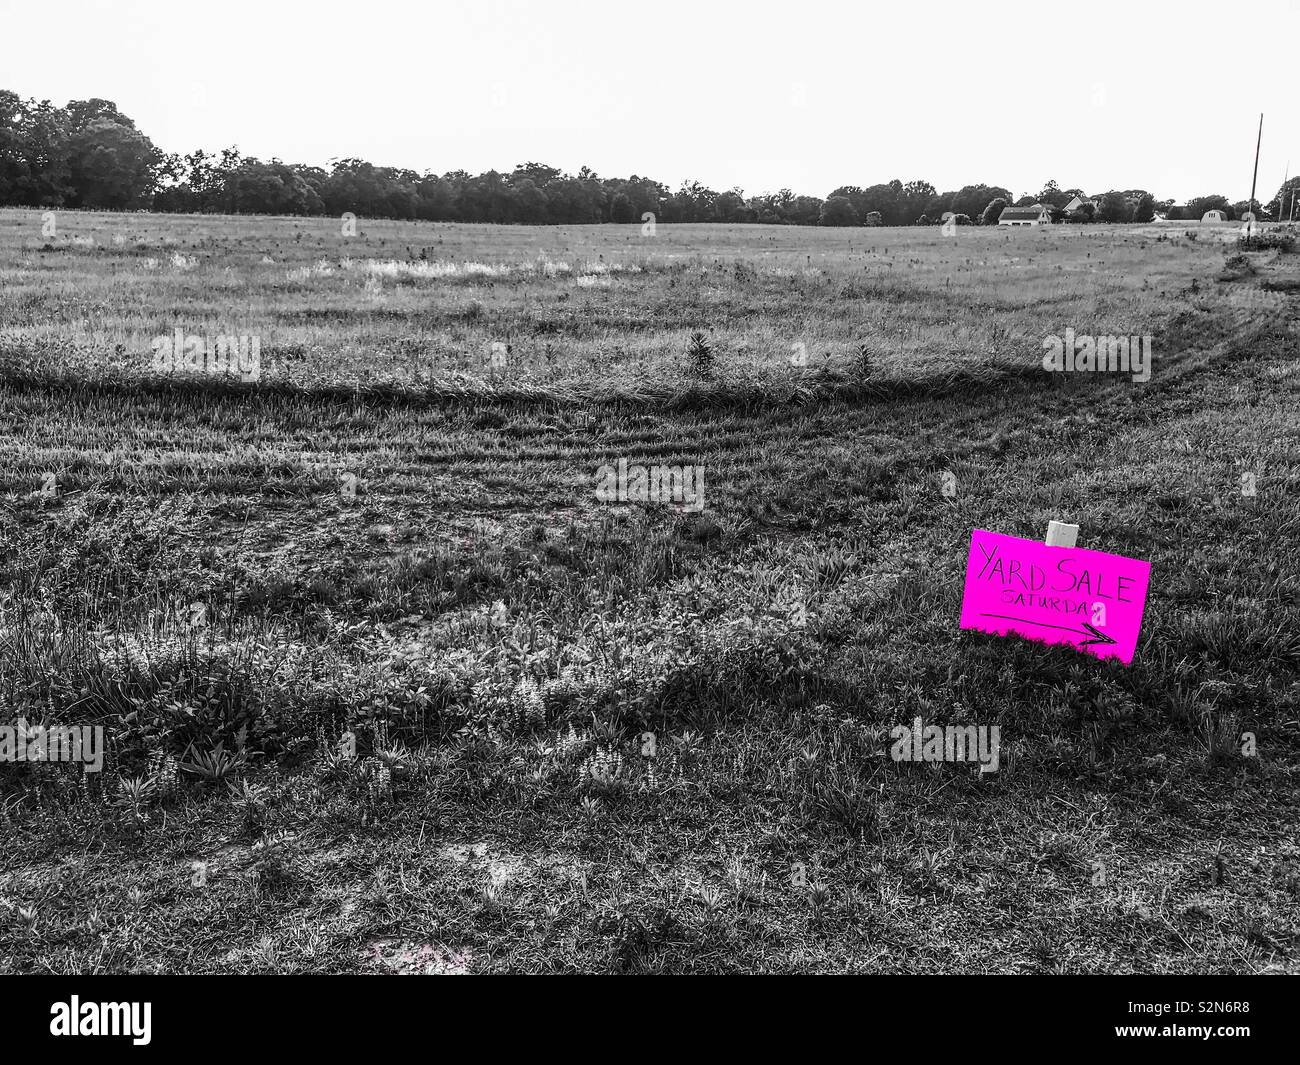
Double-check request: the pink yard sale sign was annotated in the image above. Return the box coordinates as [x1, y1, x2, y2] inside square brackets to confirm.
[959, 529, 1151, 665]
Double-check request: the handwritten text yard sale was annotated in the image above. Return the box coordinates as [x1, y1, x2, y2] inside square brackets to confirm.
[959, 530, 1152, 664]
[974, 540, 1141, 613]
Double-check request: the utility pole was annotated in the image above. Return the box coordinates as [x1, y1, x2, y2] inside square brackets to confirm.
[1248, 113, 1263, 225]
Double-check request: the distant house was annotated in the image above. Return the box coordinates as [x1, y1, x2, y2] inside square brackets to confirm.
[1201, 209, 1226, 223]
[1063, 195, 1088, 213]
[998, 203, 1053, 226]
[1151, 212, 1170, 223]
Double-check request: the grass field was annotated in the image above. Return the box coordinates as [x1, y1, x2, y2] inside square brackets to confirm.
[1, 208, 1297, 974]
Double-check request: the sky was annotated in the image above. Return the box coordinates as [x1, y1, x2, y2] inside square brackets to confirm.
[4, 0, 1298, 204]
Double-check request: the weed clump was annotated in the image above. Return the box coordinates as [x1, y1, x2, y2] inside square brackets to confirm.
[854, 342, 876, 382]
[687, 332, 713, 380]
[1219, 253, 1256, 280]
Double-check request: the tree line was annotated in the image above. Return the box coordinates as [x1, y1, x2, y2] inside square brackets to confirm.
[3, 90, 1298, 226]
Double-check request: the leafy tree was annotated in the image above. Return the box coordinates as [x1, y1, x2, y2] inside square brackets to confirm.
[1129, 191, 1156, 223]
[0, 89, 35, 203]
[64, 118, 159, 208]
[748, 189, 797, 224]
[902, 179, 936, 220]
[1096, 191, 1131, 224]
[819, 195, 860, 226]
[415, 174, 459, 220]
[512, 177, 548, 222]
[789, 196, 824, 225]
[1185, 194, 1231, 220]
[671, 179, 718, 223]
[224, 159, 324, 215]
[1270, 178, 1300, 223]
[511, 161, 561, 186]
[713, 189, 749, 222]
[609, 191, 636, 224]
[932, 184, 1013, 221]
[830, 184, 904, 223]
[0, 91, 72, 205]
[980, 198, 1008, 224]
[1037, 179, 1073, 210]
[152, 148, 230, 212]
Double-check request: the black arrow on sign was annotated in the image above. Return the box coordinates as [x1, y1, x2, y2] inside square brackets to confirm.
[978, 613, 1118, 647]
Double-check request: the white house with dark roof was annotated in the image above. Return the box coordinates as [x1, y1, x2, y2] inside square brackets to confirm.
[998, 203, 1053, 226]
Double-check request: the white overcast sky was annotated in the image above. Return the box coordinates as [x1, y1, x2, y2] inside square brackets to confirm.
[4, 0, 1298, 203]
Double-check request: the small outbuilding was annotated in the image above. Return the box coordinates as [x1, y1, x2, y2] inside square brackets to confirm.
[1201, 210, 1226, 223]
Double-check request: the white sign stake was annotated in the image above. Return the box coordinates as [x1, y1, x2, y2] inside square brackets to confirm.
[1045, 520, 1079, 548]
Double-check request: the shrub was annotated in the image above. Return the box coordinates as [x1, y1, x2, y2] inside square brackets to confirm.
[1237, 227, 1296, 252]
[980, 198, 1008, 225]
